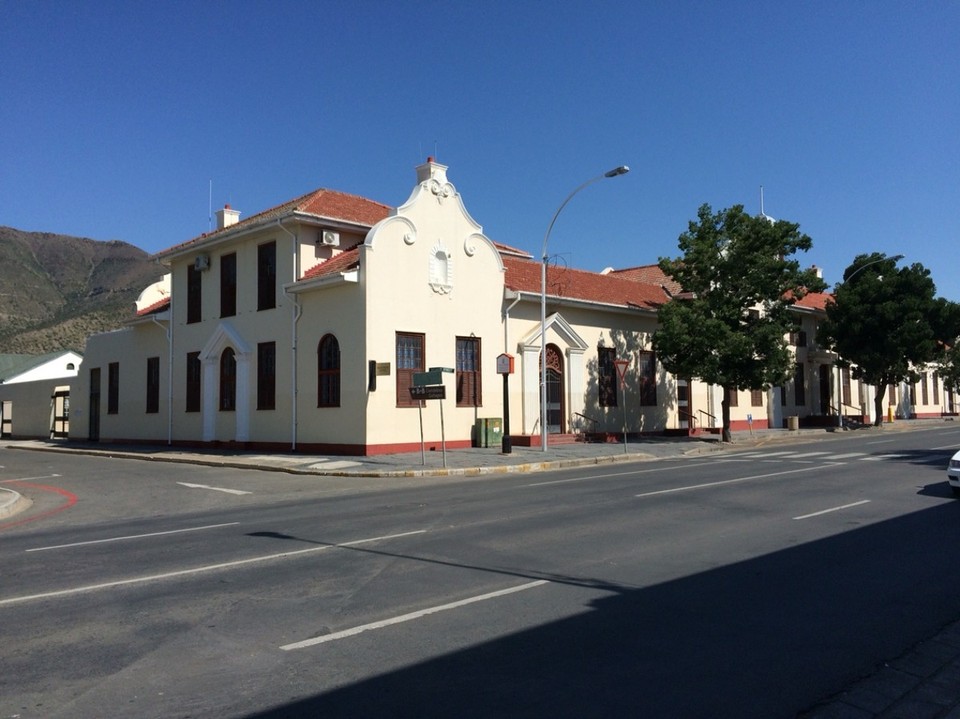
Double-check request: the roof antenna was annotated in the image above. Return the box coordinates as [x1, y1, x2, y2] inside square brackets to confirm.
[208, 180, 212, 232]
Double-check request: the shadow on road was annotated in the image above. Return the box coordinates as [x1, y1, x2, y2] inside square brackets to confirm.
[241, 482, 960, 719]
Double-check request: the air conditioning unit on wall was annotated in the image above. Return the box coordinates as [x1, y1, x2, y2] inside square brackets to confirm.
[194, 254, 210, 271]
[319, 230, 340, 247]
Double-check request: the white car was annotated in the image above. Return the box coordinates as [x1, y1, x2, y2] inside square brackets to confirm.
[949, 450, 960, 497]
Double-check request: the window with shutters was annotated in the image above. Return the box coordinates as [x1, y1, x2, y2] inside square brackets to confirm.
[598, 347, 617, 407]
[396, 332, 424, 408]
[186, 352, 201, 413]
[456, 337, 481, 407]
[257, 342, 276, 410]
[638, 351, 657, 406]
[146, 356, 160, 414]
[318, 334, 340, 408]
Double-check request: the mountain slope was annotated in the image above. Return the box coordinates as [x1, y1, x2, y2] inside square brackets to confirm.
[0, 226, 165, 354]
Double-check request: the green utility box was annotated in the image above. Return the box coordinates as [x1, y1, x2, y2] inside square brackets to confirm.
[474, 418, 503, 448]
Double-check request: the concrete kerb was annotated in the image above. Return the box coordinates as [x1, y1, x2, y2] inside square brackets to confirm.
[3, 442, 670, 478]
[0, 486, 30, 519]
[3, 419, 951, 480]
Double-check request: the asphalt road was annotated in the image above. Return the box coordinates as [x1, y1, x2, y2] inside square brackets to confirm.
[2, 426, 960, 718]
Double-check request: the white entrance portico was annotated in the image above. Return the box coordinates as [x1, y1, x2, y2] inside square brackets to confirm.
[518, 313, 588, 435]
[199, 321, 252, 442]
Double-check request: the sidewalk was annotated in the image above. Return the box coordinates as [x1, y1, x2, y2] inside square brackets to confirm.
[4, 421, 960, 717]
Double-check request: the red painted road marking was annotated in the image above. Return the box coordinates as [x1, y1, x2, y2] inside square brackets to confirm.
[0, 481, 78, 531]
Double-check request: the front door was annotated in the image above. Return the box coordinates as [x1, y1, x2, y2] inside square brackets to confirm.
[819, 364, 832, 415]
[0, 401, 11, 438]
[677, 378, 691, 429]
[50, 389, 69, 439]
[544, 344, 565, 434]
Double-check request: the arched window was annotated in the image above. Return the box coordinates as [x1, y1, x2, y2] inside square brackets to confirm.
[219, 347, 236, 411]
[318, 334, 340, 407]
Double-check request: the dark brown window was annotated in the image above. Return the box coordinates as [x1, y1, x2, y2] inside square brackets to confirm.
[598, 346, 617, 407]
[258, 241, 277, 311]
[750, 388, 763, 407]
[790, 330, 807, 347]
[257, 342, 276, 410]
[396, 332, 424, 408]
[638, 351, 657, 406]
[933, 372, 940, 406]
[186, 352, 201, 413]
[146, 356, 160, 414]
[794, 363, 805, 406]
[318, 334, 340, 407]
[456, 337, 481, 407]
[220, 348, 236, 411]
[107, 362, 119, 414]
[921, 372, 929, 406]
[187, 264, 202, 324]
[220, 253, 237, 318]
[727, 387, 739, 408]
[842, 368, 852, 407]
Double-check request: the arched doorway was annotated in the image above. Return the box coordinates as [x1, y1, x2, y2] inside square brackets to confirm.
[542, 344, 565, 434]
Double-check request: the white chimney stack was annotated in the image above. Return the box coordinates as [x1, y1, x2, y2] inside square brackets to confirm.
[216, 204, 240, 230]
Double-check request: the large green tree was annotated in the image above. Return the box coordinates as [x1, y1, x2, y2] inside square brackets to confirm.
[817, 253, 957, 425]
[654, 204, 825, 441]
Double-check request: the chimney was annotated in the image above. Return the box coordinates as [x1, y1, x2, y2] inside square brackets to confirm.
[416, 156, 448, 185]
[215, 203, 240, 230]
[810, 264, 823, 279]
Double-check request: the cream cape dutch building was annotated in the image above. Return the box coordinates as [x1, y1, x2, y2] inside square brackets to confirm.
[65, 160, 956, 452]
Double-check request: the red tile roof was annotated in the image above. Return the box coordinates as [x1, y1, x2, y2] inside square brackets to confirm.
[793, 290, 832, 311]
[503, 256, 669, 311]
[301, 247, 361, 281]
[605, 264, 683, 295]
[493, 241, 533, 259]
[156, 188, 391, 258]
[135, 297, 171, 316]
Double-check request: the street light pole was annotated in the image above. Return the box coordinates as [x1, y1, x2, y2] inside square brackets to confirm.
[540, 165, 630, 452]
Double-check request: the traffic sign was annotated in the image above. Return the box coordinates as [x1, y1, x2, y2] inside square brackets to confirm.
[413, 370, 444, 387]
[409, 385, 446, 400]
[614, 359, 630, 388]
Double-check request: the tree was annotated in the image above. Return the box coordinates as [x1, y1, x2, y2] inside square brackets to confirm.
[933, 296, 960, 403]
[817, 253, 956, 425]
[653, 204, 825, 441]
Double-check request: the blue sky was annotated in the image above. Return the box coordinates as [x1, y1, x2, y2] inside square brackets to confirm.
[3, 1, 958, 299]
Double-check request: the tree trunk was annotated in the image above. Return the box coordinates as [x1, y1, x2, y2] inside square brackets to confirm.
[721, 390, 732, 442]
[873, 385, 885, 426]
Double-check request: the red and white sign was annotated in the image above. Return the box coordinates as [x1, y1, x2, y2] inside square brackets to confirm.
[614, 359, 630, 388]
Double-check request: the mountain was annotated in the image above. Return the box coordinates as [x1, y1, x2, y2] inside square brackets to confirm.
[0, 226, 165, 354]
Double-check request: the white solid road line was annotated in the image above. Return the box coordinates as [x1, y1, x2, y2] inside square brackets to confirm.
[793, 500, 871, 520]
[26, 522, 241, 552]
[280, 580, 550, 651]
[635, 465, 822, 498]
[0, 474, 62, 484]
[177, 481, 251, 495]
[524, 460, 719, 487]
[0, 530, 426, 607]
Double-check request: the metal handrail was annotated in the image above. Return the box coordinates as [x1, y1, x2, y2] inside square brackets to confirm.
[677, 409, 699, 428]
[574, 412, 599, 430]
